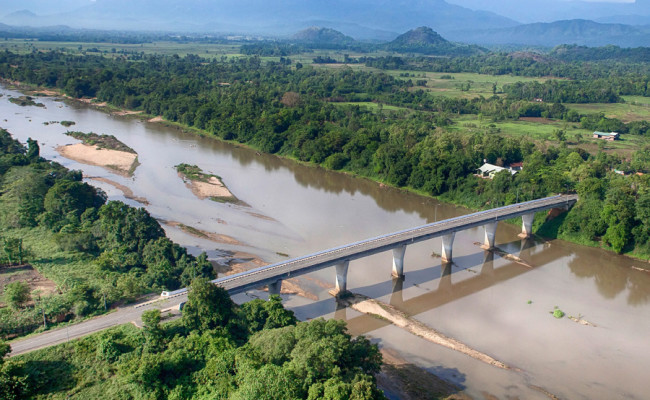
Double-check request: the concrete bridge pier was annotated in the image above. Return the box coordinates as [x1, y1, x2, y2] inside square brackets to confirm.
[441, 233, 456, 262]
[520, 213, 535, 238]
[391, 245, 407, 279]
[333, 261, 350, 297]
[482, 222, 498, 250]
[268, 280, 282, 296]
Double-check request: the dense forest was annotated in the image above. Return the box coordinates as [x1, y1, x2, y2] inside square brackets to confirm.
[0, 49, 649, 261]
[1, 278, 385, 399]
[0, 129, 214, 337]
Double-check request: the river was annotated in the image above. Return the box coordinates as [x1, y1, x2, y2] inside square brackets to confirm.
[1, 85, 649, 399]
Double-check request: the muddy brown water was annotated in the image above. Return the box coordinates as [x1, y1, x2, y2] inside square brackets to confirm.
[2, 85, 650, 399]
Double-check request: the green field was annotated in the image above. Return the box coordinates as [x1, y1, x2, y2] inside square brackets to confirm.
[387, 71, 553, 99]
[567, 98, 650, 123]
[450, 115, 646, 155]
[0, 39, 243, 59]
[332, 101, 411, 113]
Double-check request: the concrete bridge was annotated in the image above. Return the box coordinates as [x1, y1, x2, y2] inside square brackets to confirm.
[162, 194, 578, 299]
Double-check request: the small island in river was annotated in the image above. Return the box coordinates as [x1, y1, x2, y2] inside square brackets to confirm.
[56, 131, 139, 176]
[9, 95, 45, 107]
[176, 163, 237, 202]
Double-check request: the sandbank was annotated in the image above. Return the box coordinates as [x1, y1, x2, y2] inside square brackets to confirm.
[181, 174, 234, 200]
[339, 293, 511, 370]
[85, 175, 149, 205]
[57, 143, 138, 176]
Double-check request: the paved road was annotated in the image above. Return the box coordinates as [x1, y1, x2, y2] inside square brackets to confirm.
[9, 295, 187, 356]
[10, 195, 577, 356]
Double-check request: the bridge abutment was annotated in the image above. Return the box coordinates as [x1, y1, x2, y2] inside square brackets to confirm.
[391, 245, 407, 279]
[482, 222, 498, 250]
[268, 280, 282, 296]
[520, 213, 535, 238]
[441, 233, 455, 262]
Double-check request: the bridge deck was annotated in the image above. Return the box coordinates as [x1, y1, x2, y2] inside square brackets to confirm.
[162, 194, 577, 297]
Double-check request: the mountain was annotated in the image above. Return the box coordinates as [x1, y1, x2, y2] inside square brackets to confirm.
[0, 0, 520, 38]
[386, 26, 485, 55]
[449, 19, 650, 48]
[292, 27, 355, 45]
[447, 0, 650, 24]
[0, 0, 88, 16]
[596, 15, 650, 26]
[389, 26, 448, 47]
[297, 21, 397, 42]
[2, 10, 41, 26]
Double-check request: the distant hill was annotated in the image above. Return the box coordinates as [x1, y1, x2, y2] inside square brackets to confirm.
[0, 0, 520, 38]
[2, 9, 41, 26]
[446, 0, 650, 25]
[292, 27, 355, 45]
[596, 15, 650, 26]
[448, 19, 650, 48]
[5, 10, 38, 19]
[550, 44, 650, 63]
[385, 26, 485, 55]
[389, 26, 448, 47]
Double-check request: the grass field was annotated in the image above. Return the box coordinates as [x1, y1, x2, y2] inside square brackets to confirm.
[567, 98, 650, 123]
[332, 101, 411, 113]
[386, 71, 553, 99]
[0, 39, 243, 59]
[450, 114, 647, 156]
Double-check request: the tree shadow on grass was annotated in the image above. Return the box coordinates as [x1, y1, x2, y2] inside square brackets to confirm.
[535, 211, 567, 239]
[22, 359, 76, 396]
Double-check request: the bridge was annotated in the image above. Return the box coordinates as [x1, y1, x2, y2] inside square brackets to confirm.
[11, 195, 577, 356]
[163, 194, 578, 298]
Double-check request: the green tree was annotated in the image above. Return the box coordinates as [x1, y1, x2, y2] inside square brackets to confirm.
[0, 351, 28, 400]
[0, 340, 9, 362]
[25, 138, 39, 162]
[182, 277, 236, 333]
[231, 364, 301, 400]
[3, 282, 30, 309]
[42, 180, 106, 229]
[142, 309, 163, 350]
[242, 295, 297, 334]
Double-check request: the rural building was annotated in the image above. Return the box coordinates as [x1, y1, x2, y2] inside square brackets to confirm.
[476, 163, 519, 179]
[593, 131, 619, 141]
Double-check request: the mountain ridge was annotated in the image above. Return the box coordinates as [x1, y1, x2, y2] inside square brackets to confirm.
[0, 0, 520, 37]
[449, 19, 650, 48]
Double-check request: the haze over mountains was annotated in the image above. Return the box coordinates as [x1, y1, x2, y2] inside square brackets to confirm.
[1, 0, 650, 48]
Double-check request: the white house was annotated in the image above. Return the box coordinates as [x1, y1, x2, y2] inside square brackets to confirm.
[476, 163, 519, 179]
